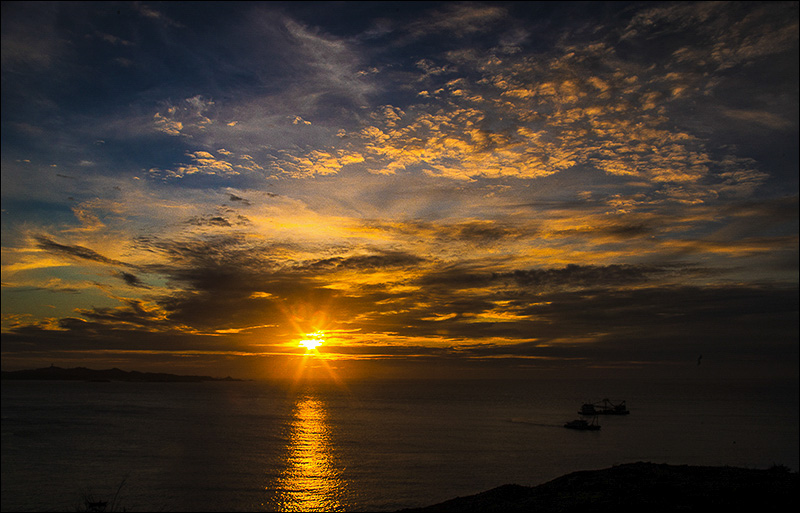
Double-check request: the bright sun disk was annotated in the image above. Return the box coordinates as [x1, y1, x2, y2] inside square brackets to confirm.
[299, 331, 324, 351]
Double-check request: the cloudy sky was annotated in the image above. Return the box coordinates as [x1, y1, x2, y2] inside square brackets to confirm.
[2, 1, 797, 380]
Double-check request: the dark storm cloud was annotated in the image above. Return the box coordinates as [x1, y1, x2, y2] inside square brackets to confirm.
[418, 264, 669, 291]
[365, 219, 530, 245]
[119, 271, 148, 288]
[7, 284, 81, 294]
[2, 319, 251, 355]
[35, 235, 130, 267]
[140, 235, 425, 287]
[451, 221, 524, 243]
[143, 244, 428, 331]
[135, 234, 257, 269]
[498, 264, 664, 290]
[313, 281, 799, 374]
[717, 196, 799, 237]
[301, 251, 426, 272]
[417, 267, 495, 290]
[321, 344, 455, 358]
[388, 283, 799, 364]
[76, 298, 167, 327]
[228, 193, 251, 205]
[125, 235, 351, 330]
[536, 285, 799, 362]
[550, 222, 654, 240]
[337, 263, 673, 344]
[186, 215, 233, 227]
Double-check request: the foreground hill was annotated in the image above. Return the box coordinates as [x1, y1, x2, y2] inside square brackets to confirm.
[1, 365, 240, 382]
[399, 462, 797, 512]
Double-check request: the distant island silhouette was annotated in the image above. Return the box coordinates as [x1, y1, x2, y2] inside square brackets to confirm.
[1, 365, 242, 383]
[398, 462, 798, 512]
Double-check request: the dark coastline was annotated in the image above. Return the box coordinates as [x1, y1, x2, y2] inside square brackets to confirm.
[398, 462, 798, 512]
[0, 365, 241, 383]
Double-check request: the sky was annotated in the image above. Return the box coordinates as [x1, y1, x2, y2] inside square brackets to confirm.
[2, 1, 798, 381]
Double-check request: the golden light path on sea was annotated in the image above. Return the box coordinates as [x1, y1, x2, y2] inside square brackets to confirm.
[271, 393, 347, 512]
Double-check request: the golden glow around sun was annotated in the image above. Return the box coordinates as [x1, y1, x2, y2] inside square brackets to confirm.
[299, 331, 325, 351]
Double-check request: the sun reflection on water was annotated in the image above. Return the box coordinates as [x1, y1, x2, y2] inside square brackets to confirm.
[271, 394, 347, 512]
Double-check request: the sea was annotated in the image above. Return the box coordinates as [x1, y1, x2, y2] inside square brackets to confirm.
[2, 376, 798, 512]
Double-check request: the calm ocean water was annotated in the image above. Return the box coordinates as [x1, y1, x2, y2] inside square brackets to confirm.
[2, 376, 798, 512]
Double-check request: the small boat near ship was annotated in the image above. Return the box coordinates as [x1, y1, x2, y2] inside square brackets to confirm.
[579, 398, 630, 416]
[564, 417, 601, 431]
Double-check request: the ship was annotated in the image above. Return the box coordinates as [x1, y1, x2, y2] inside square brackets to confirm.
[579, 398, 630, 416]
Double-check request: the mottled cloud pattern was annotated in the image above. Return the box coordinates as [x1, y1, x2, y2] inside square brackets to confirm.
[1, 2, 797, 379]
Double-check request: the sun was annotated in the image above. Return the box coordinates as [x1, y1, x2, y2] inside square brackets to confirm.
[299, 338, 321, 351]
[298, 331, 325, 351]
